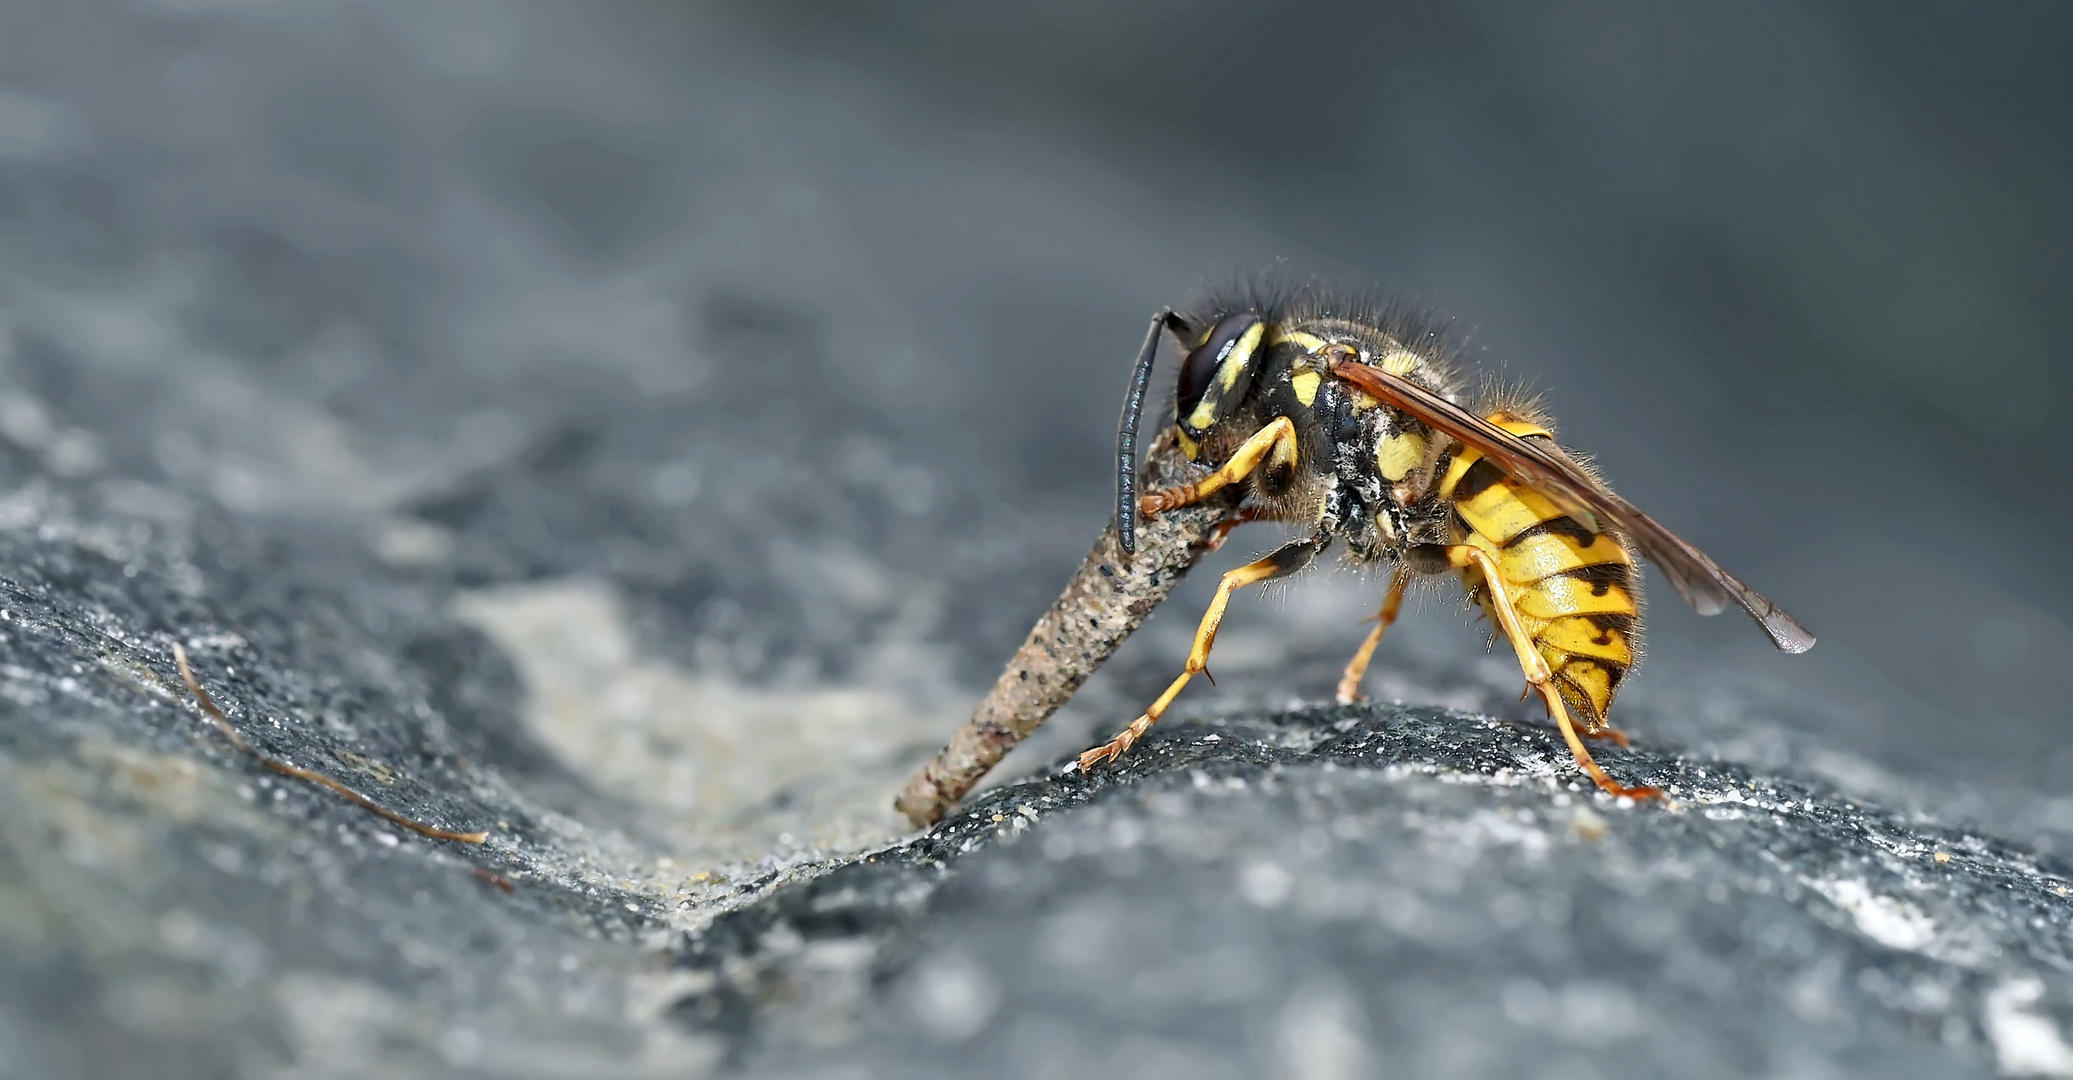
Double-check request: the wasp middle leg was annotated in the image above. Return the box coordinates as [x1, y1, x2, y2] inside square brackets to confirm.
[1203, 505, 1268, 554]
[1079, 533, 1326, 771]
[1336, 567, 1409, 705]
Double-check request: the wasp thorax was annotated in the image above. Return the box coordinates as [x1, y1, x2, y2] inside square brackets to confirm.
[1177, 313, 1264, 437]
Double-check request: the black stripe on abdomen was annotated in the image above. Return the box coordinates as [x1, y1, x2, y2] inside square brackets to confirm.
[1450, 458, 1504, 503]
[1551, 562, 1634, 598]
[1579, 612, 1636, 645]
[1501, 514, 1600, 549]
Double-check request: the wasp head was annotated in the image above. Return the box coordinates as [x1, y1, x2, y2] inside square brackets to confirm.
[1173, 313, 1267, 454]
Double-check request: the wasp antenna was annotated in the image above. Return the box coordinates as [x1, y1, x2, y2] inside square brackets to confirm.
[1117, 309, 1186, 554]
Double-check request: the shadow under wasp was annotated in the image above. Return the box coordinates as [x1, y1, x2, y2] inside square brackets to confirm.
[1083, 286, 1814, 799]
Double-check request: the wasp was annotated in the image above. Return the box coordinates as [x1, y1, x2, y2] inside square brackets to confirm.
[1083, 286, 1815, 798]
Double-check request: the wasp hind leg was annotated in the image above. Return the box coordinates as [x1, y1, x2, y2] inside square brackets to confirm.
[1428, 544, 1659, 800]
[1336, 567, 1409, 705]
[1079, 533, 1326, 771]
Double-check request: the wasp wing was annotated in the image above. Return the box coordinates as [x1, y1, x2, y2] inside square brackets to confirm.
[1330, 361, 1814, 654]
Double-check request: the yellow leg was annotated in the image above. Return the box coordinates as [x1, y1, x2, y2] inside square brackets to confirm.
[1336, 568, 1409, 704]
[1080, 534, 1323, 770]
[1141, 417, 1297, 515]
[1440, 545, 1659, 800]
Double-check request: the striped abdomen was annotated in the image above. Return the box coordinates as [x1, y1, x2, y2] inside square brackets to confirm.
[1436, 417, 1641, 731]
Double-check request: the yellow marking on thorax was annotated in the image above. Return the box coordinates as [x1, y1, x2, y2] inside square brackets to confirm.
[1375, 431, 1425, 482]
[1291, 369, 1321, 406]
[1377, 349, 1421, 375]
[1176, 429, 1201, 460]
[1270, 329, 1326, 352]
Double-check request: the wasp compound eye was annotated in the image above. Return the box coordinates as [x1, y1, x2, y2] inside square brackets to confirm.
[1176, 314, 1264, 432]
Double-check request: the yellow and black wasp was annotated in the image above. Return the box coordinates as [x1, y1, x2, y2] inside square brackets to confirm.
[1089, 286, 1815, 798]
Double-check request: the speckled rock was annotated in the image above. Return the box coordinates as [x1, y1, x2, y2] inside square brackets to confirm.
[2, 3, 2071, 1079]
[675, 706, 2073, 1079]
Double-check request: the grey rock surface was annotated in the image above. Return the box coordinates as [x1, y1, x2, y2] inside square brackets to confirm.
[1, 2, 2071, 1079]
[687, 708, 2073, 1078]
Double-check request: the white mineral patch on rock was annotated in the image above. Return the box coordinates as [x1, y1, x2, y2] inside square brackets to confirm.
[1807, 877, 1937, 952]
[454, 578, 956, 865]
[1984, 978, 2073, 1077]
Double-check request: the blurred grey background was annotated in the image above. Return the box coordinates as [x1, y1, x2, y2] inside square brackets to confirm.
[1, 0, 2068, 804]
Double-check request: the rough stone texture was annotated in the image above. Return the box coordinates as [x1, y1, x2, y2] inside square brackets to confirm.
[0, 481, 727, 1079]
[2, 3, 2072, 1079]
[684, 708, 2073, 1079]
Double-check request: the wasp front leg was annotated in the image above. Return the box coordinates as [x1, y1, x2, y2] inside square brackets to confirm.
[1140, 417, 1297, 516]
[1079, 533, 1327, 771]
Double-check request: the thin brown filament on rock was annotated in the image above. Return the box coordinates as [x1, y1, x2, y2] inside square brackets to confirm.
[172, 643, 489, 844]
